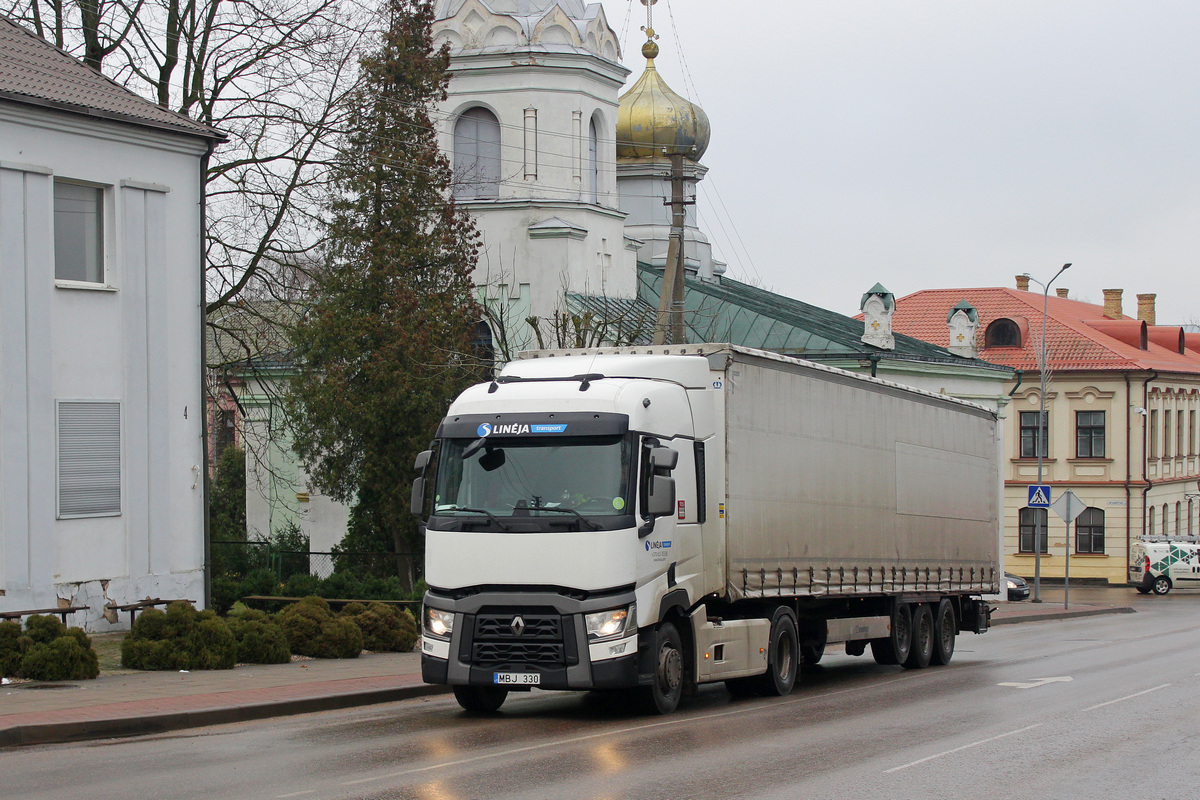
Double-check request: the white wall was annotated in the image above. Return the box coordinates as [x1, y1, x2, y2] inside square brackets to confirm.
[0, 102, 209, 630]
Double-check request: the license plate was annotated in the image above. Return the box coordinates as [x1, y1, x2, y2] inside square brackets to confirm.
[494, 672, 540, 686]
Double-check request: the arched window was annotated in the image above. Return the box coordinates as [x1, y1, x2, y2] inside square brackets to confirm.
[453, 107, 501, 199]
[471, 319, 495, 369]
[1019, 507, 1048, 554]
[1189, 499, 1195, 536]
[1149, 506, 1156, 535]
[1164, 503, 1170, 535]
[1075, 507, 1104, 554]
[1177, 501, 1183, 536]
[985, 318, 1022, 347]
[588, 117, 599, 203]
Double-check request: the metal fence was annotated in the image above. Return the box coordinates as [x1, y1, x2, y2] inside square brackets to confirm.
[211, 541, 415, 583]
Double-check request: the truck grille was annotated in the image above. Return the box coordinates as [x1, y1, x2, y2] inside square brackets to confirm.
[471, 610, 566, 667]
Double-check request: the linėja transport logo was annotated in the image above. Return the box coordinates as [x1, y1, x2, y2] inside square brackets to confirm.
[477, 422, 568, 436]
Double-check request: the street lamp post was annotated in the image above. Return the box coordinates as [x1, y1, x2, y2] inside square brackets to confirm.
[1023, 263, 1071, 603]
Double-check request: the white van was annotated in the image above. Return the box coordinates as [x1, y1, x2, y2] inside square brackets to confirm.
[1129, 537, 1200, 595]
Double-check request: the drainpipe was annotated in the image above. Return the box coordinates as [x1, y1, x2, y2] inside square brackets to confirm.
[869, 353, 880, 378]
[1007, 370, 1024, 397]
[1125, 374, 1132, 576]
[1141, 371, 1158, 544]
[200, 139, 215, 611]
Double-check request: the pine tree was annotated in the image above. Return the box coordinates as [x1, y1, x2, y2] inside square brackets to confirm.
[287, 0, 483, 590]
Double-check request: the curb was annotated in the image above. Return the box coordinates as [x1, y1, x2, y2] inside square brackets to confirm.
[991, 606, 1136, 626]
[0, 683, 451, 748]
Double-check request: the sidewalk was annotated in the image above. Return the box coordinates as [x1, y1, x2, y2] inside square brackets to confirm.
[0, 599, 1133, 748]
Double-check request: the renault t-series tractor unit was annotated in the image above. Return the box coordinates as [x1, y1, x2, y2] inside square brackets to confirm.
[412, 344, 999, 714]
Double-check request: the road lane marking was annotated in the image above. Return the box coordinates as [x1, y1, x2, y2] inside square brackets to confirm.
[997, 676, 1072, 689]
[884, 724, 1043, 774]
[340, 673, 920, 786]
[1084, 684, 1171, 712]
[276, 792, 316, 798]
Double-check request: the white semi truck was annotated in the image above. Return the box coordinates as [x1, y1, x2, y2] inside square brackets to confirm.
[412, 344, 999, 714]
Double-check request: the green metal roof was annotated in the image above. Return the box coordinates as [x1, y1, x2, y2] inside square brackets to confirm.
[636, 264, 1009, 372]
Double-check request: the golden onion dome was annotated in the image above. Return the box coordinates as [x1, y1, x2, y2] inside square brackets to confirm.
[616, 34, 710, 161]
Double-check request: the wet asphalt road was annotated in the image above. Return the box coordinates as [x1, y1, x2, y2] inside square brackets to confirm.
[4, 586, 1199, 800]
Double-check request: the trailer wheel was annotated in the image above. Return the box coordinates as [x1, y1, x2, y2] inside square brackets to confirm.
[871, 602, 912, 665]
[903, 604, 934, 669]
[453, 685, 508, 713]
[641, 621, 684, 714]
[1152, 575, 1172, 595]
[930, 599, 956, 666]
[755, 613, 799, 696]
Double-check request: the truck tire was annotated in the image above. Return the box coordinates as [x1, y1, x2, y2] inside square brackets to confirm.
[1152, 575, 1172, 595]
[755, 613, 799, 696]
[641, 621, 684, 714]
[871, 602, 912, 665]
[903, 604, 933, 669]
[930, 599, 956, 666]
[453, 685, 508, 713]
[800, 622, 826, 666]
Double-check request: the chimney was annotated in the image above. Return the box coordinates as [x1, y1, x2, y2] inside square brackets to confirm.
[1137, 293, 1156, 326]
[1102, 289, 1123, 319]
[1056, 288, 1069, 299]
[1015, 275, 1030, 292]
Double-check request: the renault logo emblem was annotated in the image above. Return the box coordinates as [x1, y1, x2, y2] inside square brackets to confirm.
[510, 615, 525, 636]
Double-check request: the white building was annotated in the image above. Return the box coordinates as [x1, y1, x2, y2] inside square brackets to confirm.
[432, 0, 642, 350]
[0, 17, 223, 629]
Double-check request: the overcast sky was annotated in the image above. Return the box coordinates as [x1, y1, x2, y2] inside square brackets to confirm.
[596, 0, 1199, 324]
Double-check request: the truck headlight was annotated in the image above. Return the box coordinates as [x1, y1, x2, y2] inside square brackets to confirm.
[585, 604, 635, 641]
[424, 607, 454, 639]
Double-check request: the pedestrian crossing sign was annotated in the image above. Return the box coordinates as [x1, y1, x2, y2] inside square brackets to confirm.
[1028, 484, 1051, 507]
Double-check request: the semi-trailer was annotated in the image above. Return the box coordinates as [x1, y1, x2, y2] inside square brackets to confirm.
[413, 344, 999, 713]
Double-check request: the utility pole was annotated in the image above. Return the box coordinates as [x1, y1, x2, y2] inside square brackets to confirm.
[653, 150, 691, 345]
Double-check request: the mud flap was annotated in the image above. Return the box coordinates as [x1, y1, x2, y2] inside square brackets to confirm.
[964, 599, 991, 633]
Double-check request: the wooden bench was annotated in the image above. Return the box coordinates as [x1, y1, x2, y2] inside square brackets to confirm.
[241, 595, 421, 612]
[0, 606, 90, 626]
[105, 598, 194, 627]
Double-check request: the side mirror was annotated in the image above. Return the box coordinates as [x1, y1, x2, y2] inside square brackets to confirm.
[646, 475, 676, 518]
[410, 476, 427, 518]
[411, 449, 433, 517]
[649, 447, 678, 472]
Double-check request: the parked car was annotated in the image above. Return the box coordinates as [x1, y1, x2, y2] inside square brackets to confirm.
[1005, 572, 1030, 601]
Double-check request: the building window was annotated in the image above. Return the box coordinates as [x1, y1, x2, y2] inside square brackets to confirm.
[1177, 410, 1185, 457]
[1019, 507, 1049, 554]
[1163, 503, 1169, 535]
[985, 318, 1022, 347]
[1177, 501, 1183, 536]
[587, 117, 599, 204]
[214, 408, 236, 462]
[1189, 499, 1194, 537]
[1149, 506, 1156, 535]
[1020, 411, 1048, 459]
[1164, 411, 1172, 458]
[54, 179, 104, 283]
[453, 107, 501, 199]
[1076, 410, 1105, 458]
[1149, 409, 1158, 459]
[1075, 507, 1104, 554]
[1190, 410, 1196, 456]
[57, 400, 121, 517]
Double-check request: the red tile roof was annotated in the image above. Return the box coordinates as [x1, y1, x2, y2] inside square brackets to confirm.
[886, 287, 1200, 374]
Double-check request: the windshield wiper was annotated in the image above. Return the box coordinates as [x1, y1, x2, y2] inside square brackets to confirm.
[524, 506, 602, 531]
[436, 506, 512, 531]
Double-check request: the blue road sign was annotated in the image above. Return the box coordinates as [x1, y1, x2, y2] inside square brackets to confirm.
[1028, 484, 1051, 508]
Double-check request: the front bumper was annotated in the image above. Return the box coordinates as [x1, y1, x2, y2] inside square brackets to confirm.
[421, 588, 641, 691]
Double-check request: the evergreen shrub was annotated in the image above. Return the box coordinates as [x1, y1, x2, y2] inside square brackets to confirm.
[121, 601, 237, 670]
[339, 602, 418, 652]
[0, 616, 99, 681]
[277, 597, 361, 658]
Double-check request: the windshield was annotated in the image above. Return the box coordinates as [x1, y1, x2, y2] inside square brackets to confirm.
[433, 434, 633, 524]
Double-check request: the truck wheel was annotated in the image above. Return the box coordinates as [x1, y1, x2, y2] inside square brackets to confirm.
[453, 685, 508, 713]
[1152, 575, 1172, 595]
[755, 613, 799, 696]
[641, 621, 684, 714]
[930, 599, 956, 666]
[903, 604, 933, 669]
[871, 602, 912, 665]
[800, 622, 826, 666]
